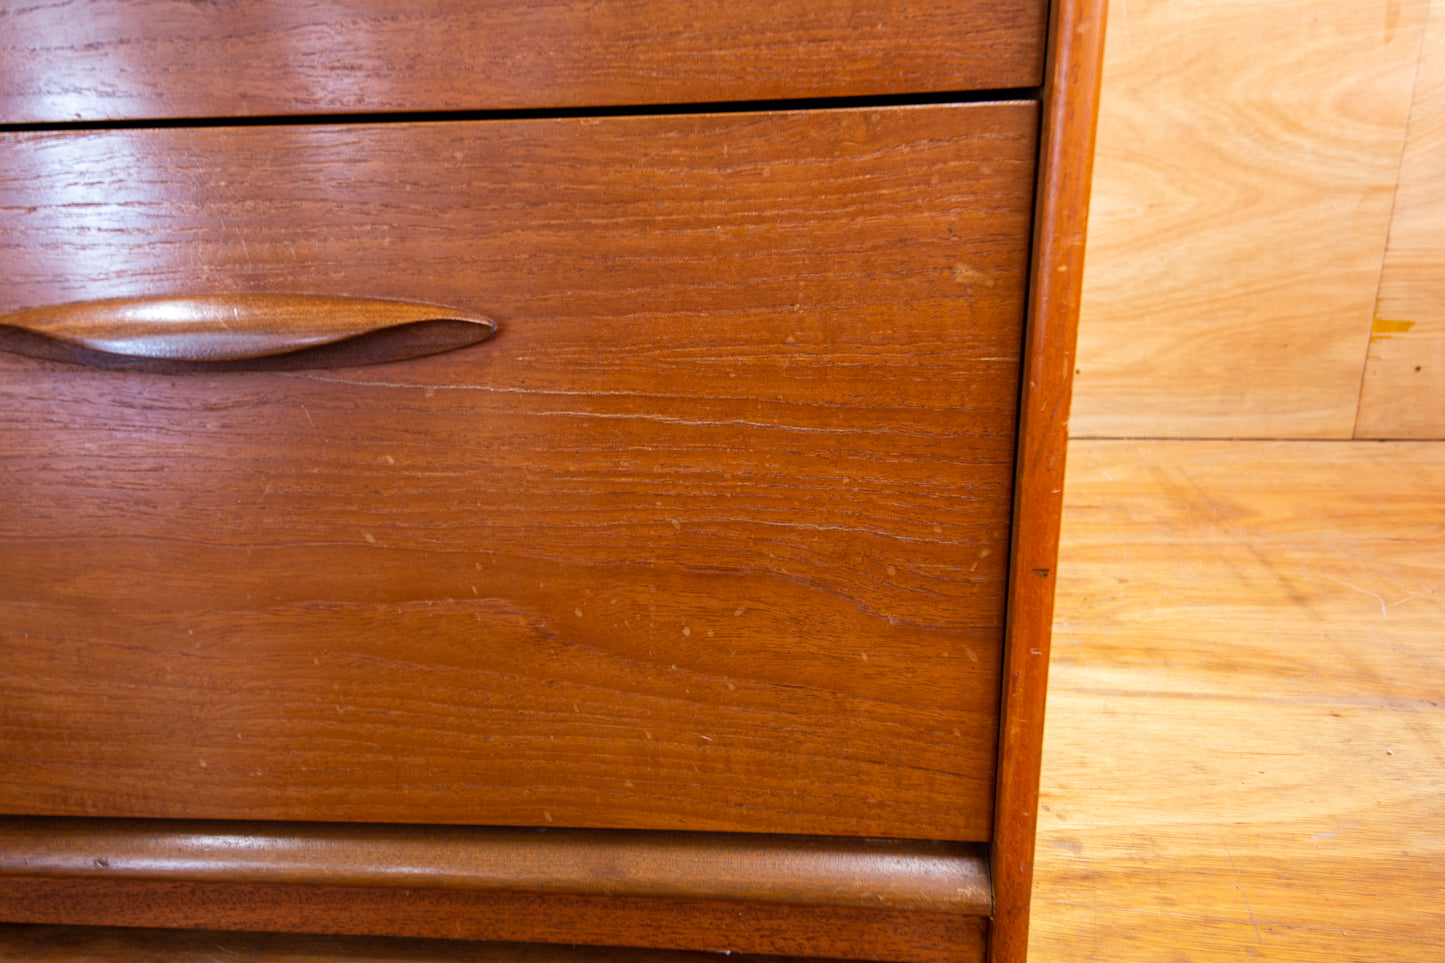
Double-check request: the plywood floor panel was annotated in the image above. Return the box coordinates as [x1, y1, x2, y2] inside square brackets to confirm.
[1031, 440, 1445, 961]
[1073, 0, 1429, 438]
[1358, 0, 1445, 439]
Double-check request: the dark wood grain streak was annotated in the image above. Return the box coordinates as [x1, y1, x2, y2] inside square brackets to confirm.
[0, 925, 858, 963]
[0, 817, 991, 915]
[0, 0, 1045, 124]
[990, 1, 1108, 961]
[0, 105, 1037, 840]
[0, 880, 986, 963]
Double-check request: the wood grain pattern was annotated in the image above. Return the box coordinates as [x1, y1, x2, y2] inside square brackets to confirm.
[989, 0, 1107, 960]
[0, 818, 991, 915]
[0, 881, 986, 963]
[0, 926, 853, 963]
[1072, 0, 1430, 438]
[1031, 440, 1445, 961]
[0, 105, 1037, 840]
[0, 0, 1045, 123]
[1357, 0, 1445, 439]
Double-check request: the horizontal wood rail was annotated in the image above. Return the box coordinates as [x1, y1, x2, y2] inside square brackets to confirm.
[0, 924, 849, 962]
[0, 818, 991, 916]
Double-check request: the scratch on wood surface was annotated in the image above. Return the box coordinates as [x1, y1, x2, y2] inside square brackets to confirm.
[1318, 573, 1416, 619]
[1211, 826, 1263, 944]
[275, 374, 997, 423]
[1058, 619, 1086, 662]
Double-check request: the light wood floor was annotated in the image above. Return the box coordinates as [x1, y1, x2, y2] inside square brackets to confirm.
[1030, 440, 1445, 961]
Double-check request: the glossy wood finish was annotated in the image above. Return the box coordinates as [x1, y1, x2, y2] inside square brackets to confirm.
[1031, 440, 1445, 961]
[1357, 0, 1445, 440]
[0, 818, 991, 915]
[0, 881, 986, 963]
[0, 295, 496, 370]
[989, 1, 1107, 960]
[0, 925, 853, 963]
[0, 105, 1037, 840]
[1072, 0, 1430, 439]
[0, 0, 1046, 123]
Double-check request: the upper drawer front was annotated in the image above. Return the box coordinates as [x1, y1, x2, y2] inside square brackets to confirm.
[0, 0, 1047, 123]
[0, 104, 1036, 840]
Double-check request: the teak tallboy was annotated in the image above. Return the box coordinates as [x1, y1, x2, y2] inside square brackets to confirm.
[0, 1, 1105, 959]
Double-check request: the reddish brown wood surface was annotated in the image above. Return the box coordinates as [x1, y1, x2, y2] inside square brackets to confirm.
[0, 817, 991, 915]
[0, 880, 986, 963]
[989, 1, 1108, 961]
[0, 925, 856, 963]
[0, 105, 1036, 840]
[0, 0, 1046, 124]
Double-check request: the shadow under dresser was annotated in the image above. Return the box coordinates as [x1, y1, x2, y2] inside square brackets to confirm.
[0, 2, 1105, 960]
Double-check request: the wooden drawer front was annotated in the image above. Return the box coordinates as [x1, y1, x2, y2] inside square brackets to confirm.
[0, 104, 1036, 840]
[0, 0, 1046, 124]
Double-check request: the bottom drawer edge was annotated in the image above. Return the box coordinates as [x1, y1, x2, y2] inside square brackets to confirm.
[0, 818, 989, 963]
[0, 923, 987, 963]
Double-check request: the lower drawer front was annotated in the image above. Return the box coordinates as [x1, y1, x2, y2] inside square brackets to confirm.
[0, 819, 991, 962]
[0, 104, 1037, 840]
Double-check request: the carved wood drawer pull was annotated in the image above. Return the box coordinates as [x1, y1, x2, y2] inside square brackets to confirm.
[0, 294, 497, 372]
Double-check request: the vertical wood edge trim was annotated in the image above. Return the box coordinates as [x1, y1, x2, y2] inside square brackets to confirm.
[990, 0, 1109, 960]
[0, 818, 990, 917]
